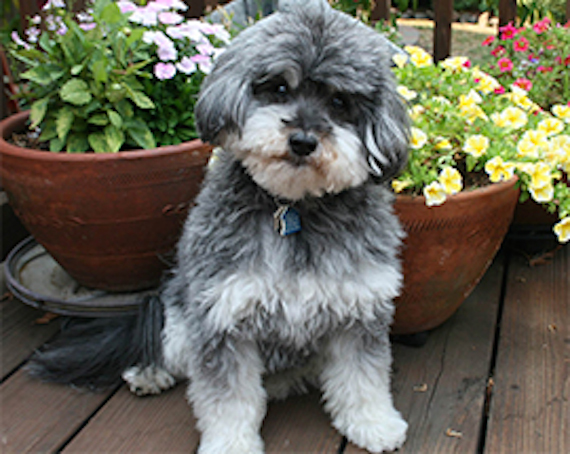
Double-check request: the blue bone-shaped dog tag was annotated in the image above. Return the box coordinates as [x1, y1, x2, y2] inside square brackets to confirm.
[274, 205, 301, 236]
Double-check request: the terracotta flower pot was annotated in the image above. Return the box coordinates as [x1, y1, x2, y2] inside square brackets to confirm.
[0, 111, 212, 292]
[392, 177, 520, 334]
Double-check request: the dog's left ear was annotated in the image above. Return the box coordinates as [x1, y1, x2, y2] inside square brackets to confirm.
[195, 50, 251, 144]
[362, 87, 409, 183]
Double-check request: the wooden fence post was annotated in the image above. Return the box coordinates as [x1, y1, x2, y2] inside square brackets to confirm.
[433, 0, 453, 62]
[498, 0, 517, 27]
[371, 0, 391, 22]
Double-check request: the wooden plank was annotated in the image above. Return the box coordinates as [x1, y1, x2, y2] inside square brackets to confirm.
[65, 384, 341, 452]
[345, 256, 505, 453]
[1, 267, 61, 379]
[63, 385, 200, 453]
[0, 369, 115, 453]
[484, 246, 569, 454]
[263, 391, 343, 453]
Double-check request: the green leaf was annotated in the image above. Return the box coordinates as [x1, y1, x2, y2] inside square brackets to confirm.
[104, 125, 124, 152]
[127, 89, 155, 109]
[88, 114, 109, 126]
[101, 2, 123, 24]
[92, 59, 108, 84]
[30, 98, 49, 129]
[56, 108, 75, 141]
[66, 133, 90, 153]
[21, 65, 64, 85]
[125, 28, 145, 49]
[115, 100, 134, 118]
[39, 120, 57, 142]
[126, 118, 156, 149]
[49, 137, 65, 153]
[88, 132, 109, 153]
[107, 110, 123, 129]
[71, 64, 85, 76]
[60, 78, 93, 106]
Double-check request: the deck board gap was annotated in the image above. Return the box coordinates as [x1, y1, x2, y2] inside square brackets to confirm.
[54, 383, 123, 453]
[475, 247, 511, 454]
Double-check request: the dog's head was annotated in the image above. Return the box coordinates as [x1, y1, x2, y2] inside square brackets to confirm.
[196, 0, 409, 201]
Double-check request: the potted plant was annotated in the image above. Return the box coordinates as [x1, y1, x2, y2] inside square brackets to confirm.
[0, 0, 229, 291]
[390, 45, 570, 333]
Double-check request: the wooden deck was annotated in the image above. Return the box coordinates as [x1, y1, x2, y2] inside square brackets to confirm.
[1, 240, 568, 454]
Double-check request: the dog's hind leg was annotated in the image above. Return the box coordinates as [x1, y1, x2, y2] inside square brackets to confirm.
[187, 337, 266, 454]
[320, 322, 408, 453]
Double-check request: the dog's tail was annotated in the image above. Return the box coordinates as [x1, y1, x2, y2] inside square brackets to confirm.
[26, 294, 164, 390]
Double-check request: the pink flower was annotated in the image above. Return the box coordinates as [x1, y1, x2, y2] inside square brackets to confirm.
[462, 59, 471, 69]
[499, 22, 518, 40]
[176, 56, 197, 74]
[497, 57, 513, 72]
[513, 37, 529, 52]
[537, 66, 553, 73]
[191, 54, 213, 74]
[117, 0, 137, 13]
[533, 18, 550, 34]
[482, 35, 495, 46]
[513, 78, 533, 91]
[565, 56, 570, 66]
[158, 11, 184, 25]
[154, 62, 176, 80]
[11, 31, 30, 49]
[494, 86, 506, 95]
[491, 46, 505, 57]
[79, 22, 97, 31]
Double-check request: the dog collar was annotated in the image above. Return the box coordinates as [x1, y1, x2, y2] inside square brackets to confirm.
[273, 203, 301, 237]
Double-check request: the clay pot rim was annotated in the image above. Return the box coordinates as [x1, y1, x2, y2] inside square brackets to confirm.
[395, 175, 519, 205]
[0, 110, 210, 162]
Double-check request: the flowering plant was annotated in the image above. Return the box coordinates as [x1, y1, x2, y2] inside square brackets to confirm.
[480, 18, 570, 109]
[8, 0, 229, 152]
[391, 45, 570, 243]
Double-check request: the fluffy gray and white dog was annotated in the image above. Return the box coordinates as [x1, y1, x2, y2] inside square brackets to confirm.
[30, 1, 410, 453]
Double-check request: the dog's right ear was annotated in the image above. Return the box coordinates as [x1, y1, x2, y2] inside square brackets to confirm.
[195, 50, 251, 144]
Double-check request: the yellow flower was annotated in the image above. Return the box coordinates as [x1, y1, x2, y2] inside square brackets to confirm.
[423, 181, 447, 206]
[435, 138, 452, 150]
[409, 105, 425, 121]
[517, 138, 541, 159]
[524, 162, 552, 189]
[404, 45, 433, 68]
[438, 167, 463, 194]
[537, 117, 564, 136]
[501, 106, 528, 129]
[392, 179, 410, 193]
[529, 183, 554, 203]
[520, 130, 549, 151]
[544, 137, 569, 167]
[458, 90, 483, 109]
[397, 85, 417, 101]
[460, 104, 488, 124]
[410, 127, 428, 149]
[463, 134, 489, 157]
[552, 104, 570, 123]
[441, 56, 469, 72]
[491, 112, 510, 128]
[392, 53, 408, 69]
[485, 156, 515, 183]
[553, 217, 570, 243]
[477, 75, 501, 94]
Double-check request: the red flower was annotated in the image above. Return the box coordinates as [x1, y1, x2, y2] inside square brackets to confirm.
[491, 45, 505, 57]
[497, 57, 514, 72]
[482, 35, 495, 46]
[499, 22, 518, 40]
[513, 37, 529, 52]
[494, 86, 506, 95]
[513, 78, 533, 91]
[564, 56, 570, 66]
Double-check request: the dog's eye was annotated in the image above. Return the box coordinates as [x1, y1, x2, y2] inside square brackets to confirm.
[331, 94, 347, 111]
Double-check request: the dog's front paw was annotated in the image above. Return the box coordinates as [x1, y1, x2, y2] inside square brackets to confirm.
[198, 431, 264, 454]
[336, 411, 408, 453]
[122, 365, 176, 396]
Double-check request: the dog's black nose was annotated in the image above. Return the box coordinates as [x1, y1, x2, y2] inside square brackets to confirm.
[289, 132, 318, 157]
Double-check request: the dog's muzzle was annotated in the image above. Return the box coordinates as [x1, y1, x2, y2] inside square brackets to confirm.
[288, 132, 318, 157]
